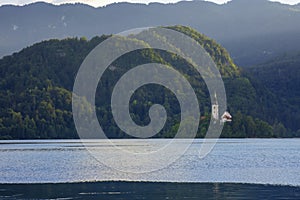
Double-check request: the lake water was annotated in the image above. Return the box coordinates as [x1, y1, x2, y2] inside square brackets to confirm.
[0, 139, 300, 199]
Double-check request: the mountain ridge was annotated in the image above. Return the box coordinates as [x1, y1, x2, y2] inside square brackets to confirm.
[1, 0, 300, 66]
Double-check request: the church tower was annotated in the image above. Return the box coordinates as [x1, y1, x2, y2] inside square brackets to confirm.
[212, 92, 219, 121]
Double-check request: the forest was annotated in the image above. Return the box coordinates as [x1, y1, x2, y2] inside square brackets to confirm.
[0, 26, 299, 139]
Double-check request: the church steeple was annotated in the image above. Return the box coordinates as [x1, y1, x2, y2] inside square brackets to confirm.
[212, 92, 219, 121]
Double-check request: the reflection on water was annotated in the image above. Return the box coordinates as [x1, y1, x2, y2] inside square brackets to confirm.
[0, 182, 300, 200]
[0, 139, 300, 186]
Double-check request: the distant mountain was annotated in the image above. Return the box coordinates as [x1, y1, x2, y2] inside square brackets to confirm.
[1, 25, 297, 139]
[1, 0, 300, 66]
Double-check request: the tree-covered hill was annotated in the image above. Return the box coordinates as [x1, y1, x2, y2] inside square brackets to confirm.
[247, 53, 300, 132]
[0, 26, 298, 139]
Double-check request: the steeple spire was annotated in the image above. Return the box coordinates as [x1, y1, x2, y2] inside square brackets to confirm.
[212, 92, 219, 121]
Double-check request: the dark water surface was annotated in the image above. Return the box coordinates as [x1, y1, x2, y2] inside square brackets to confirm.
[1, 182, 300, 200]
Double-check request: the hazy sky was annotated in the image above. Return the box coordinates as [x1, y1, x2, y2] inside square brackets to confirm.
[0, 0, 300, 7]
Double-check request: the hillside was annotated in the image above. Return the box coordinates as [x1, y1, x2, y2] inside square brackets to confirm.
[1, 0, 300, 66]
[247, 53, 300, 132]
[0, 26, 298, 139]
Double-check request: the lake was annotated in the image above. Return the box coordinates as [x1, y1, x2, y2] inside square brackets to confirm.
[0, 139, 300, 199]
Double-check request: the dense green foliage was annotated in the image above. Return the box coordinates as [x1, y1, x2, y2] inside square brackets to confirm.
[247, 53, 300, 133]
[0, 26, 297, 139]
